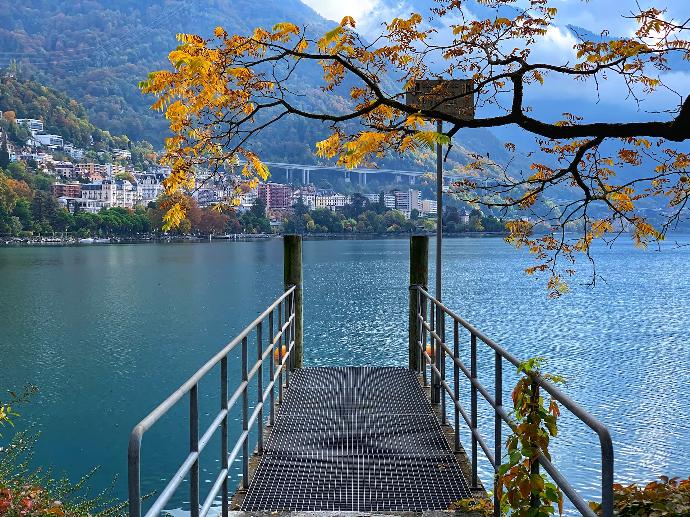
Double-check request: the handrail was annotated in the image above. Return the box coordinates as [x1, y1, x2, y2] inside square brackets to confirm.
[128, 287, 297, 517]
[412, 285, 613, 517]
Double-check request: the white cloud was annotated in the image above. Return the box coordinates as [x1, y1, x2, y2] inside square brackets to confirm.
[299, 0, 688, 117]
[300, 0, 382, 23]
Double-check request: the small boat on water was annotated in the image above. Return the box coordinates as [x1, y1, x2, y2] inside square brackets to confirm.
[79, 237, 111, 244]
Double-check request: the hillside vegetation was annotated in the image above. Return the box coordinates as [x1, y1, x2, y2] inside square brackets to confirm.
[0, 0, 518, 173]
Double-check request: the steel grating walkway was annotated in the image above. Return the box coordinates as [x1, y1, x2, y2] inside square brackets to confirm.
[241, 366, 471, 511]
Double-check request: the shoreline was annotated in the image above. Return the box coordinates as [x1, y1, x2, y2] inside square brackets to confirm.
[0, 231, 508, 247]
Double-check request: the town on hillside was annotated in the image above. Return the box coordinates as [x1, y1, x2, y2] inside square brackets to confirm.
[0, 111, 505, 241]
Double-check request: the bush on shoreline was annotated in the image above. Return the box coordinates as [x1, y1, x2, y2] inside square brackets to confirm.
[1, 391, 125, 517]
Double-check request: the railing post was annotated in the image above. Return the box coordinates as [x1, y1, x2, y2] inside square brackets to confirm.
[470, 333, 478, 489]
[278, 301, 284, 404]
[268, 310, 275, 426]
[220, 356, 229, 517]
[453, 320, 460, 453]
[127, 433, 142, 517]
[409, 235, 429, 371]
[285, 296, 290, 389]
[283, 235, 303, 369]
[431, 301, 440, 405]
[241, 336, 248, 489]
[530, 380, 541, 511]
[494, 352, 502, 517]
[190, 384, 200, 517]
[257, 322, 264, 454]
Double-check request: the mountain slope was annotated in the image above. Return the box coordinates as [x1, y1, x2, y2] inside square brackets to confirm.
[0, 0, 333, 143]
[0, 0, 521, 175]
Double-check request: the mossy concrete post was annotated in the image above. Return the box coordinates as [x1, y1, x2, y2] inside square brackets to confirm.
[409, 235, 429, 371]
[284, 235, 303, 370]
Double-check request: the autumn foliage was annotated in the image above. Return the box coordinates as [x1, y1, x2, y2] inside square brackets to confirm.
[141, 0, 690, 294]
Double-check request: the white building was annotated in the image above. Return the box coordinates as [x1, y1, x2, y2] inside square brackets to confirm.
[58, 196, 101, 214]
[16, 118, 44, 135]
[63, 144, 85, 160]
[81, 179, 139, 209]
[33, 133, 64, 148]
[293, 192, 316, 210]
[238, 189, 258, 212]
[195, 187, 223, 207]
[113, 149, 132, 161]
[314, 193, 350, 211]
[134, 172, 165, 204]
[364, 192, 396, 209]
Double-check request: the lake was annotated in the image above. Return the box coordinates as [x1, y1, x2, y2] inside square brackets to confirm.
[1, 236, 688, 513]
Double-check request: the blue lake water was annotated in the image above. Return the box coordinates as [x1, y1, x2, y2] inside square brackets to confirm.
[0, 237, 688, 513]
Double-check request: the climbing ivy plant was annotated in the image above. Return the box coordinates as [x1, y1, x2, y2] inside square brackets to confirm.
[496, 358, 565, 516]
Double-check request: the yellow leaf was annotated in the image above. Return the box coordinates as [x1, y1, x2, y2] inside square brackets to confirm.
[163, 202, 186, 231]
[316, 133, 341, 159]
[341, 16, 356, 28]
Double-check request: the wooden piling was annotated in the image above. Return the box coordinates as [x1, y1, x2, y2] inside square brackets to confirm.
[409, 235, 429, 371]
[283, 235, 303, 369]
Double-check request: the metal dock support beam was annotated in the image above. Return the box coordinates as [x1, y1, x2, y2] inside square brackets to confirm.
[284, 235, 303, 370]
[409, 235, 429, 371]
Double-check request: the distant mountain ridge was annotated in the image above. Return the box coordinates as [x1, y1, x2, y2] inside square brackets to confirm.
[0, 0, 520, 175]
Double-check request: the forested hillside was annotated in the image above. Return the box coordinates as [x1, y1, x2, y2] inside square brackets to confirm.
[1, 76, 128, 150]
[0, 0, 518, 173]
[0, 1, 335, 145]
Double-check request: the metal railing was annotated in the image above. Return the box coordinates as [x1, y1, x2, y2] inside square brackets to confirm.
[128, 286, 297, 517]
[412, 285, 613, 517]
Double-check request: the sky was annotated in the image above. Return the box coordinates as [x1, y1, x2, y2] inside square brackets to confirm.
[299, 0, 690, 119]
[300, 0, 690, 39]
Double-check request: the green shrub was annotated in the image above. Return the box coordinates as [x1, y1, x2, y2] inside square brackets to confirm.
[589, 476, 690, 516]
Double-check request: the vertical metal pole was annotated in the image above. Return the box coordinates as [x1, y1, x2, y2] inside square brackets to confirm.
[278, 301, 283, 405]
[602, 445, 614, 517]
[494, 352, 502, 517]
[429, 302, 435, 394]
[285, 297, 290, 389]
[436, 119, 443, 303]
[530, 380, 540, 511]
[283, 235, 303, 369]
[409, 235, 429, 371]
[417, 290, 423, 375]
[290, 291, 296, 372]
[470, 334, 478, 489]
[190, 384, 200, 517]
[269, 310, 275, 426]
[440, 311, 446, 421]
[220, 357, 229, 517]
[257, 322, 264, 455]
[453, 320, 460, 452]
[434, 120, 445, 406]
[241, 336, 249, 489]
[128, 438, 142, 517]
[422, 295, 428, 387]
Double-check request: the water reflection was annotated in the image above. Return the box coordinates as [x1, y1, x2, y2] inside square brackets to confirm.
[0, 237, 688, 513]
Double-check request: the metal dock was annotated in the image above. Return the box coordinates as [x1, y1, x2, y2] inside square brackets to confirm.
[127, 235, 614, 517]
[241, 366, 471, 511]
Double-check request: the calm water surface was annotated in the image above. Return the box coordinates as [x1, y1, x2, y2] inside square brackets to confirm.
[0, 237, 688, 513]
